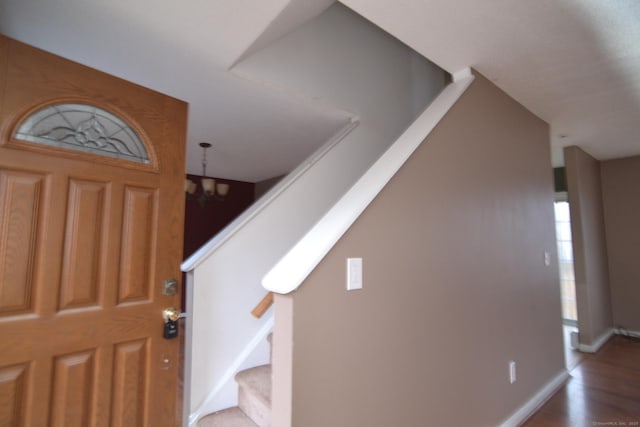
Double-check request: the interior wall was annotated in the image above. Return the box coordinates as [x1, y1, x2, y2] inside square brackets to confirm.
[234, 2, 446, 165]
[564, 146, 613, 346]
[254, 175, 284, 201]
[186, 2, 447, 416]
[600, 155, 640, 332]
[284, 73, 564, 426]
[182, 175, 255, 311]
[183, 174, 255, 259]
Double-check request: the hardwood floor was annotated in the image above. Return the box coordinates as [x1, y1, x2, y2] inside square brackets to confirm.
[523, 334, 640, 427]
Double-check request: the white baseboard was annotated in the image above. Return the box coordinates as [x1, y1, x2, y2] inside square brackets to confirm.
[578, 328, 614, 353]
[499, 370, 570, 427]
[615, 327, 640, 339]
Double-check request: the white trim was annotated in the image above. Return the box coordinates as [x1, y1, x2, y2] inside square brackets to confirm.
[616, 328, 640, 339]
[499, 370, 570, 427]
[262, 69, 474, 294]
[188, 315, 275, 426]
[181, 119, 358, 272]
[452, 67, 473, 81]
[578, 328, 614, 353]
[183, 272, 195, 427]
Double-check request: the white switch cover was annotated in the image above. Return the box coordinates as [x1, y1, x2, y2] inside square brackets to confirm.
[509, 360, 517, 384]
[543, 251, 551, 266]
[347, 258, 363, 290]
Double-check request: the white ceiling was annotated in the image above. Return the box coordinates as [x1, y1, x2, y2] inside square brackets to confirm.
[342, 0, 640, 167]
[1, 0, 639, 181]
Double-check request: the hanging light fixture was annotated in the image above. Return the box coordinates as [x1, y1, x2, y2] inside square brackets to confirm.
[185, 142, 230, 206]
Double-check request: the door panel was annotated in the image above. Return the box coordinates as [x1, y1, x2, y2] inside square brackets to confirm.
[0, 363, 28, 425]
[50, 350, 95, 427]
[111, 339, 148, 427]
[119, 186, 157, 303]
[0, 170, 43, 315]
[59, 179, 107, 310]
[0, 35, 187, 426]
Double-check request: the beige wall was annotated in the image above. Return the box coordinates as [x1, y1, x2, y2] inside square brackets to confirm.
[277, 73, 564, 426]
[600, 155, 640, 332]
[565, 146, 614, 345]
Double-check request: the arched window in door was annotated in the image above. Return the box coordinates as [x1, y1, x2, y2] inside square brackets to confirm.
[14, 103, 150, 164]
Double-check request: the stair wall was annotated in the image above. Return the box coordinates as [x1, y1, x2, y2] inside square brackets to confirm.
[182, 4, 447, 424]
[273, 72, 565, 427]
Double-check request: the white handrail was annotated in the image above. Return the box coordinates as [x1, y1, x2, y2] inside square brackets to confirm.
[181, 119, 358, 273]
[262, 70, 474, 294]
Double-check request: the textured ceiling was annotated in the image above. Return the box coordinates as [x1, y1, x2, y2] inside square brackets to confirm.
[1, 0, 639, 181]
[342, 0, 640, 166]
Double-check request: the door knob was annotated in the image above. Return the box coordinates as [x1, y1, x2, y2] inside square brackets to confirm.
[162, 307, 180, 340]
[162, 307, 180, 322]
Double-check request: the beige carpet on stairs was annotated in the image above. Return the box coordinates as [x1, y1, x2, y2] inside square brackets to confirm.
[198, 334, 273, 427]
[198, 407, 257, 427]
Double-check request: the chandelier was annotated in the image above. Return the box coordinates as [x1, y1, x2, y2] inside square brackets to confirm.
[185, 142, 230, 206]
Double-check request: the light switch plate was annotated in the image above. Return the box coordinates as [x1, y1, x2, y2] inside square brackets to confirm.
[347, 258, 363, 290]
[509, 360, 517, 384]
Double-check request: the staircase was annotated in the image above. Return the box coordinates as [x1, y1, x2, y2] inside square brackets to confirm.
[197, 336, 273, 427]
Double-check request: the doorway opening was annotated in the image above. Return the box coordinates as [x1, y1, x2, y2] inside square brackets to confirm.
[554, 193, 581, 368]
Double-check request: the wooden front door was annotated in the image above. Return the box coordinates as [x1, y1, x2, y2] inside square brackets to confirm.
[0, 36, 187, 426]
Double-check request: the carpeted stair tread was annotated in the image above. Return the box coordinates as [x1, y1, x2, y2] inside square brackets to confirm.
[235, 364, 272, 406]
[236, 364, 272, 427]
[197, 407, 258, 427]
[199, 336, 273, 427]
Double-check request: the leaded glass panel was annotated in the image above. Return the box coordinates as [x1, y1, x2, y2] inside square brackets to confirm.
[14, 103, 150, 163]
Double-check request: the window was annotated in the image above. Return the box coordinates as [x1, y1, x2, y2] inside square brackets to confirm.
[554, 197, 577, 323]
[14, 103, 150, 163]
